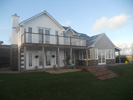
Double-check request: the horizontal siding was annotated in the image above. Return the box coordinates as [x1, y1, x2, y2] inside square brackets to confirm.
[94, 35, 114, 49]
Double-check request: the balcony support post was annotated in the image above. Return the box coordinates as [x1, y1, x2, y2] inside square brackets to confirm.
[86, 48, 88, 66]
[70, 37, 72, 46]
[42, 46, 45, 69]
[70, 48, 72, 66]
[42, 32, 44, 44]
[57, 47, 60, 68]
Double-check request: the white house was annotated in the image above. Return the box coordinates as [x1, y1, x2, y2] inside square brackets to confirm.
[11, 11, 120, 71]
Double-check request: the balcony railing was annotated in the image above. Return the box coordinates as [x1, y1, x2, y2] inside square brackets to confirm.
[21, 32, 87, 47]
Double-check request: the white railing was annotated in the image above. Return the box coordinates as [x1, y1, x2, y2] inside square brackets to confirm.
[21, 32, 86, 46]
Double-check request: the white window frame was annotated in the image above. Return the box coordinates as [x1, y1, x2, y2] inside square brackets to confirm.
[28, 27, 32, 43]
[95, 49, 98, 60]
[29, 51, 32, 67]
[38, 28, 43, 43]
[106, 49, 114, 59]
[38, 51, 42, 66]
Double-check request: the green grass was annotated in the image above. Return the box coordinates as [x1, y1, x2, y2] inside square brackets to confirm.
[0, 64, 133, 100]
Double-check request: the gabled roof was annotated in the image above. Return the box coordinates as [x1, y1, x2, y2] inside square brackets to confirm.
[62, 26, 79, 34]
[62, 26, 90, 39]
[79, 33, 90, 40]
[19, 10, 64, 30]
[87, 33, 104, 47]
[87, 33, 119, 50]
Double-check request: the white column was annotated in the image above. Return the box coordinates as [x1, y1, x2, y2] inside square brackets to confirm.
[86, 48, 88, 66]
[70, 48, 72, 66]
[24, 46, 26, 71]
[57, 47, 60, 68]
[42, 46, 44, 69]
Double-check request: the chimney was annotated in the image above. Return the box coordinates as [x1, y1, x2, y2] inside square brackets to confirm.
[11, 14, 19, 45]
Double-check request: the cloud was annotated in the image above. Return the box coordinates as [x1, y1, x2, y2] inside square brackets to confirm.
[61, 20, 71, 26]
[91, 14, 130, 32]
[113, 40, 133, 55]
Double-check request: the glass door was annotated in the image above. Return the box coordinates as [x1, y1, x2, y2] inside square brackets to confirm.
[46, 51, 51, 66]
[98, 49, 106, 65]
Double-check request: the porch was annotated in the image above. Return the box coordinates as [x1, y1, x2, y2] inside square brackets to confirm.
[18, 44, 88, 71]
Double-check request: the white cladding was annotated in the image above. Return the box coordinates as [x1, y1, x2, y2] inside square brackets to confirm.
[11, 14, 19, 45]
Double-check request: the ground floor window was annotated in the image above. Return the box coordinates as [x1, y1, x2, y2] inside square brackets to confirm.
[95, 49, 98, 60]
[79, 51, 82, 60]
[106, 49, 114, 59]
[38, 51, 42, 66]
[79, 50, 88, 60]
[29, 51, 32, 67]
[88, 49, 91, 59]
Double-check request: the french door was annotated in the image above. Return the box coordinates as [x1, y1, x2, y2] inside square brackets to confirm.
[46, 51, 51, 66]
[98, 49, 106, 65]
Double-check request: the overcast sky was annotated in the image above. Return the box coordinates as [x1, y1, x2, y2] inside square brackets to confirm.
[0, 0, 133, 55]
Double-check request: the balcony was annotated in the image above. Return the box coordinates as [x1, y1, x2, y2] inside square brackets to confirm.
[21, 32, 87, 47]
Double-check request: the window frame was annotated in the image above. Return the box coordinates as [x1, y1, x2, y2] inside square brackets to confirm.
[28, 27, 32, 43]
[29, 51, 32, 67]
[95, 49, 98, 60]
[106, 49, 114, 59]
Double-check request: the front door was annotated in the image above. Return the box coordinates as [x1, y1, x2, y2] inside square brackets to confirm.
[98, 49, 106, 65]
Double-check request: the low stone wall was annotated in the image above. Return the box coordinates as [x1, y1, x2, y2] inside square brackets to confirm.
[106, 59, 115, 65]
[88, 60, 98, 66]
[76, 60, 86, 66]
[76, 60, 98, 66]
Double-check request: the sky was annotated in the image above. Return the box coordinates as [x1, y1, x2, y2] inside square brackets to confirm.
[0, 0, 133, 55]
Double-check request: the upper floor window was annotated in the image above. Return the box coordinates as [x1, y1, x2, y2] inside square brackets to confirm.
[28, 27, 32, 43]
[55, 31, 58, 35]
[55, 31, 58, 44]
[38, 29, 43, 43]
[45, 29, 50, 43]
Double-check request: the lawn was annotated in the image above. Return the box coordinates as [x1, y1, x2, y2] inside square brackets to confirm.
[0, 64, 133, 100]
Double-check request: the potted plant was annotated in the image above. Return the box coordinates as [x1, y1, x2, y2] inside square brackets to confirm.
[66, 55, 71, 68]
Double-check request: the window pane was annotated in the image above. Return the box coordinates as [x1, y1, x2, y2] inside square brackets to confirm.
[88, 49, 90, 59]
[28, 27, 32, 43]
[39, 51, 42, 66]
[95, 49, 98, 59]
[39, 29, 43, 43]
[45, 29, 50, 43]
[29, 51, 32, 67]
